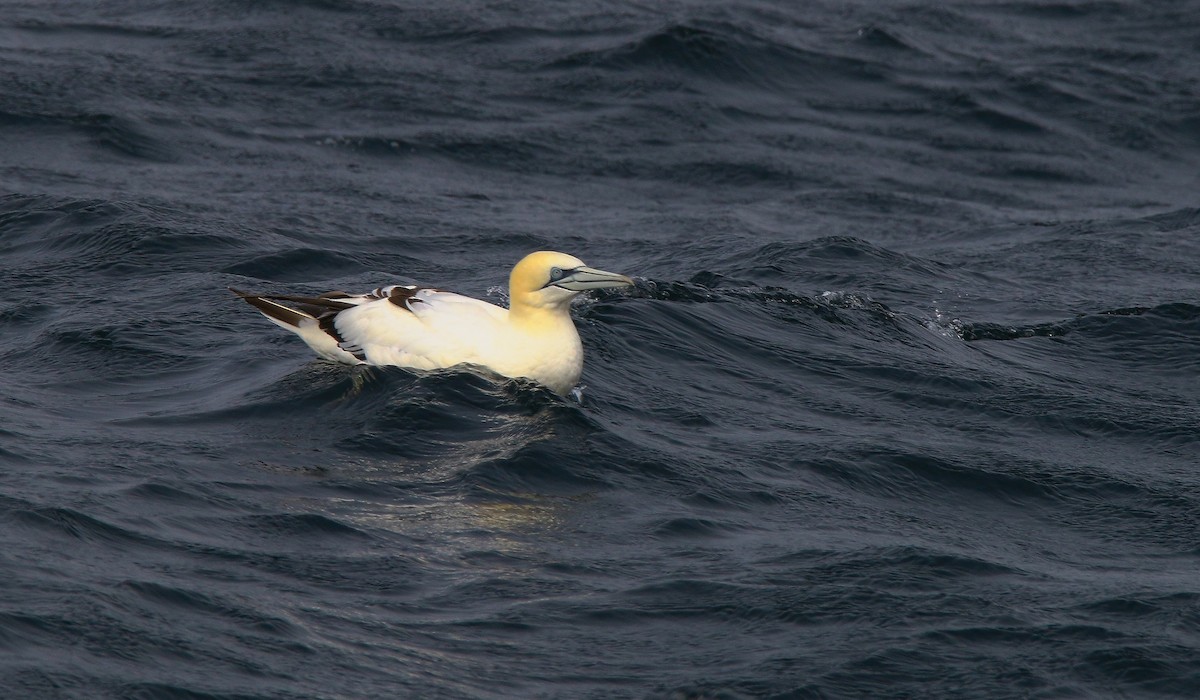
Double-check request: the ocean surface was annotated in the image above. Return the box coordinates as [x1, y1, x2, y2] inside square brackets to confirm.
[1, 1, 1198, 698]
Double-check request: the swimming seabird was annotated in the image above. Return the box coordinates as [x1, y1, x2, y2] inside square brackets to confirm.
[231, 251, 634, 395]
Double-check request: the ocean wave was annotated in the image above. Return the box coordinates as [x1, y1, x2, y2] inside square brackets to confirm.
[3, 1, 1199, 697]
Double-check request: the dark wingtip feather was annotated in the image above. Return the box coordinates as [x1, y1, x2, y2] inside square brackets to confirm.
[234, 290, 311, 328]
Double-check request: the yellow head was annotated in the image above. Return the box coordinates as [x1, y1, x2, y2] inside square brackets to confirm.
[508, 251, 634, 314]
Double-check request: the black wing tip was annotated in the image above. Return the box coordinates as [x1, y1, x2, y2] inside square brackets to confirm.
[228, 288, 313, 328]
[227, 287, 357, 311]
[242, 296, 310, 329]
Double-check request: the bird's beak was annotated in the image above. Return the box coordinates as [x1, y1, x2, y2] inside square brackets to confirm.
[553, 266, 635, 291]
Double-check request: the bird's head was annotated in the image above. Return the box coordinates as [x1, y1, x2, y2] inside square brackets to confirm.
[508, 251, 634, 313]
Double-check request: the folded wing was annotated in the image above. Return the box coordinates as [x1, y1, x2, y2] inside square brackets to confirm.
[328, 287, 509, 369]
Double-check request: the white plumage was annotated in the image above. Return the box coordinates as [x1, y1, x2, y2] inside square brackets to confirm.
[232, 251, 634, 395]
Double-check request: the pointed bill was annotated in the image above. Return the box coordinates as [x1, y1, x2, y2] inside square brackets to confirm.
[554, 266, 635, 291]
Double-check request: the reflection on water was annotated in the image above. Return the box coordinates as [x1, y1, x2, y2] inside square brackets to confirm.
[265, 366, 598, 556]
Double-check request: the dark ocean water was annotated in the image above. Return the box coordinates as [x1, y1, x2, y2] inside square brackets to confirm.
[2, 1, 1199, 698]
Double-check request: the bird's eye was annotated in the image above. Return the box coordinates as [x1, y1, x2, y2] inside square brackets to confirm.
[550, 267, 564, 281]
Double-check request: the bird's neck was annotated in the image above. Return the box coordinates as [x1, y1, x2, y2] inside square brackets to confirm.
[508, 298, 573, 332]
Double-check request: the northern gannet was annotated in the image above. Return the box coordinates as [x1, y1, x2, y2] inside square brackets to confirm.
[231, 251, 634, 395]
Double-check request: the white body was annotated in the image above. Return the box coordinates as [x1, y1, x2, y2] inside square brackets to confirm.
[236, 251, 633, 396]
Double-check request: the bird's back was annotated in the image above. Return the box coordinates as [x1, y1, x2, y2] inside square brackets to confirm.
[334, 288, 512, 371]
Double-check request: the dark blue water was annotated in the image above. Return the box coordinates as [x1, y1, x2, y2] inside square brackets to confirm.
[2, 1, 1199, 698]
